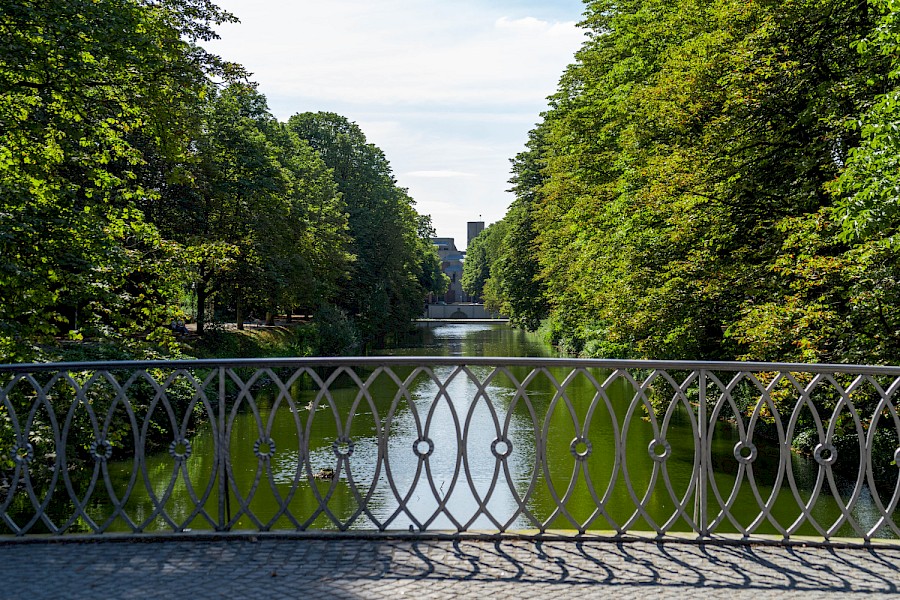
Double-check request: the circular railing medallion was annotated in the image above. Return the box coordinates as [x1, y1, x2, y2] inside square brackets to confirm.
[813, 442, 837, 466]
[648, 439, 672, 463]
[332, 438, 355, 458]
[412, 437, 434, 458]
[253, 437, 276, 459]
[491, 437, 513, 460]
[12, 442, 34, 465]
[90, 439, 113, 462]
[168, 438, 192, 461]
[733, 441, 757, 465]
[569, 437, 592, 461]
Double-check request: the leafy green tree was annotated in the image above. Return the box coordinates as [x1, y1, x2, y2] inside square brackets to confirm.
[178, 84, 286, 334]
[728, 0, 900, 364]
[462, 125, 549, 330]
[495, 125, 552, 331]
[461, 224, 501, 302]
[287, 112, 436, 347]
[151, 86, 353, 334]
[416, 215, 450, 299]
[497, 0, 893, 361]
[257, 123, 352, 320]
[0, 0, 239, 361]
[833, 0, 900, 245]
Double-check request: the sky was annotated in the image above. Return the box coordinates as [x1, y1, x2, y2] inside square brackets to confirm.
[203, 0, 587, 249]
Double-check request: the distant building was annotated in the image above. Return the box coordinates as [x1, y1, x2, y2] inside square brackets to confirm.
[432, 237, 457, 258]
[430, 223, 488, 304]
[467, 221, 485, 249]
[431, 237, 468, 303]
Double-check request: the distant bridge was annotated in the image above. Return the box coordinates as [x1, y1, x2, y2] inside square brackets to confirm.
[422, 303, 503, 320]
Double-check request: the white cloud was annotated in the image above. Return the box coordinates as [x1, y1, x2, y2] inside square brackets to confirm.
[405, 171, 476, 179]
[207, 1, 584, 110]
[494, 15, 577, 32]
[205, 0, 586, 246]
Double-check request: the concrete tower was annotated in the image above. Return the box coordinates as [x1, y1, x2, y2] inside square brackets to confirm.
[467, 221, 485, 249]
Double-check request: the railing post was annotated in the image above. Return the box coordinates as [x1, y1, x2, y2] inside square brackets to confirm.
[697, 368, 708, 538]
[216, 367, 231, 530]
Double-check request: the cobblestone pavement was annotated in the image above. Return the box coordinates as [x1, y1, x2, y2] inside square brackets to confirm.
[1, 537, 898, 599]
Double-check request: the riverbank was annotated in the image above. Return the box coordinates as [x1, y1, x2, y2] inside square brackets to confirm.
[184, 324, 315, 359]
[184, 306, 365, 359]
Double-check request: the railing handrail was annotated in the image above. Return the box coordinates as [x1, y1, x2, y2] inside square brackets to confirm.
[3, 356, 900, 376]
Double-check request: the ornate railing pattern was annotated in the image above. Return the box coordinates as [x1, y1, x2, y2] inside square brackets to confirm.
[1, 358, 899, 541]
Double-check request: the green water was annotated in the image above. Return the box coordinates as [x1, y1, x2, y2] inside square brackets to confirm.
[56, 324, 900, 536]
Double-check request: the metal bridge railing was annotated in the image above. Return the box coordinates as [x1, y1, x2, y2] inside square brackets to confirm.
[1, 357, 899, 542]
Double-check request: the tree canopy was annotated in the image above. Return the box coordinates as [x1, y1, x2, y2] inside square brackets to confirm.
[482, 0, 900, 363]
[288, 112, 444, 347]
[0, 1, 439, 361]
[0, 0, 240, 360]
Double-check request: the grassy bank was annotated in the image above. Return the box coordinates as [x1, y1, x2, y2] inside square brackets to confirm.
[185, 324, 319, 359]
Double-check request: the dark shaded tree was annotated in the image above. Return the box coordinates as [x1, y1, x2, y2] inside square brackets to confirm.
[287, 112, 438, 347]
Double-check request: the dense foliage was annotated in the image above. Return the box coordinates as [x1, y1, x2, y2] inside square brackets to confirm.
[0, 0, 236, 361]
[476, 0, 900, 365]
[0, 0, 442, 362]
[287, 112, 448, 348]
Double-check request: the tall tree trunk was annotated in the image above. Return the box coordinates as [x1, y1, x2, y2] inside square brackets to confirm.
[196, 282, 207, 336]
[236, 290, 244, 330]
[197, 266, 207, 335]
